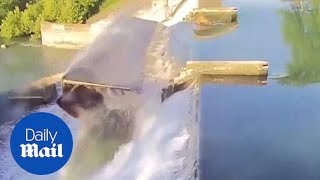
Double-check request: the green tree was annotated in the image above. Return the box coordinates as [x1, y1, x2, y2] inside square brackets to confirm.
[0, 0, 29, 23]
[0, 0, 117, 39]
[58, 0, 85, 23]
[42, 0, 60, 22]
[21, 2, 44, 34]
[0, 7, 24, 39]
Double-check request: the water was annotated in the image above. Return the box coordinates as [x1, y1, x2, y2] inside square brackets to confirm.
[1, 0, 320, 179]
[58, 16, 199, 180]
[0, 40, 77, 179]
[199, 0, 320, 179]
[0, 16, 198, 180]
[92, 86, 198, 180]
[0, 39, 77, 92]
[65, 17, 164, 87]
[200, 81, 320, 180]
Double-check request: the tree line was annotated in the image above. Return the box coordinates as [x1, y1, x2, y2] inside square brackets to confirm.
[0, 0, 110, 40]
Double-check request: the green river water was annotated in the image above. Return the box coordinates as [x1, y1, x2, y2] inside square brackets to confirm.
[0, 38, 77, 92]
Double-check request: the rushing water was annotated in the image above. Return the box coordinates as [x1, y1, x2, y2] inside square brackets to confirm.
[0, 39, 77, 179]
[0, 16, 199, 180]
[1, 0, 320, 179]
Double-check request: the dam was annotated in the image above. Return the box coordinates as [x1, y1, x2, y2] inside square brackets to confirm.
[1, 0, 320, 180]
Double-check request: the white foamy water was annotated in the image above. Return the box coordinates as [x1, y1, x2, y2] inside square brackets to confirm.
[92, 86, 199, 180]
[0, 103, 79, 180]
[0, 86, 199, 180]
[0, 2, 200, 177]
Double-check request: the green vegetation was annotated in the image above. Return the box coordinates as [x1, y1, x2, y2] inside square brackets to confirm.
[0, 0, 121, 39]
[0, 0, 29, 23]
[280, 0, 320, 85]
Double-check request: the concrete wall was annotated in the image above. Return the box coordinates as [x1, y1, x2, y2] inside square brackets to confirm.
[41, 20, 110, 49]
[199, 0, 222, 7]
[41, 0, 222, 49]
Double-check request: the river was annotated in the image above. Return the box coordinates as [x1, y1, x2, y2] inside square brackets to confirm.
[199, 0, 320, 179]
[1, 0, 320, 179]
[0, 38, 77, 92]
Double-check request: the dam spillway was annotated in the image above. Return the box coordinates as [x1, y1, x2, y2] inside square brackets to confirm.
[1, 1, 302, 179]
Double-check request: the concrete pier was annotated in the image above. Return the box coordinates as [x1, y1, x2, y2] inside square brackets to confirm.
[7, 84, 58, 104]
[6, 73, 63, 104]
[186, 7, 238, 25]
[30, 73, 64, 88]
[199, 75, 268, 86]
[186, 61, 269, 76]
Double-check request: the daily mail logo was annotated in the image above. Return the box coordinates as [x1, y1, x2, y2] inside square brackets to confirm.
[10, 112, 73, 175]
[20, 129, 63, 158]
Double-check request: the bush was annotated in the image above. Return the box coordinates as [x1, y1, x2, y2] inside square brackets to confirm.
[0, 0, 29, 23]
[21, 2, 44, 34]
[0, 0, 110, 39]
[0, 7, 24, 39]
[42, 0, 60, 22]
[58, 0, 84, 23]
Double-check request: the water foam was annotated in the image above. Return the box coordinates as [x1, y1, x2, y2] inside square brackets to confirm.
[92, 86, 199, 180]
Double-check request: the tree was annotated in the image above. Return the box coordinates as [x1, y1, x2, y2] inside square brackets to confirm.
[58, 0, 85, 23]
[21, 2, 44, 34]
[0, 0, 29, 23]
[42, 0, 60, 22]
[0, 7, 24, 39]
[0, 0, 113, 39]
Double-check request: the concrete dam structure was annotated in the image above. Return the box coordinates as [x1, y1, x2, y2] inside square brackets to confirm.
[7, 0, 268, 121]
[40, 0, 235, 49]
[1, 0, 269, 179]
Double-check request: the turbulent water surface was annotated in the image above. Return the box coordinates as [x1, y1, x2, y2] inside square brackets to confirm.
[0, 13, 199, 180]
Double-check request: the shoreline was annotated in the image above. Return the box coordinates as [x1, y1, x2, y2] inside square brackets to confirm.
[0, 0, 129, 50]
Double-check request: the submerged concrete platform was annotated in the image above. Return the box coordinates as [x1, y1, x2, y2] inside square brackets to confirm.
[186, 61, 269, 76]
[186, 7, 238, 25]
[30, 73, 64, 88]
[193, 22, 239, 40]
[5, 73, 63, 104]
[199, 75, 268, 86]
[61, 61, 269, 91]
[7, 84, 58, 104]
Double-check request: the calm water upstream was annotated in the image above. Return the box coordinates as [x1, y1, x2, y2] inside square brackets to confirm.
[0, 39, 77, 92]
[199, 0, 320, 179]
[1, 0, 320, 179]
